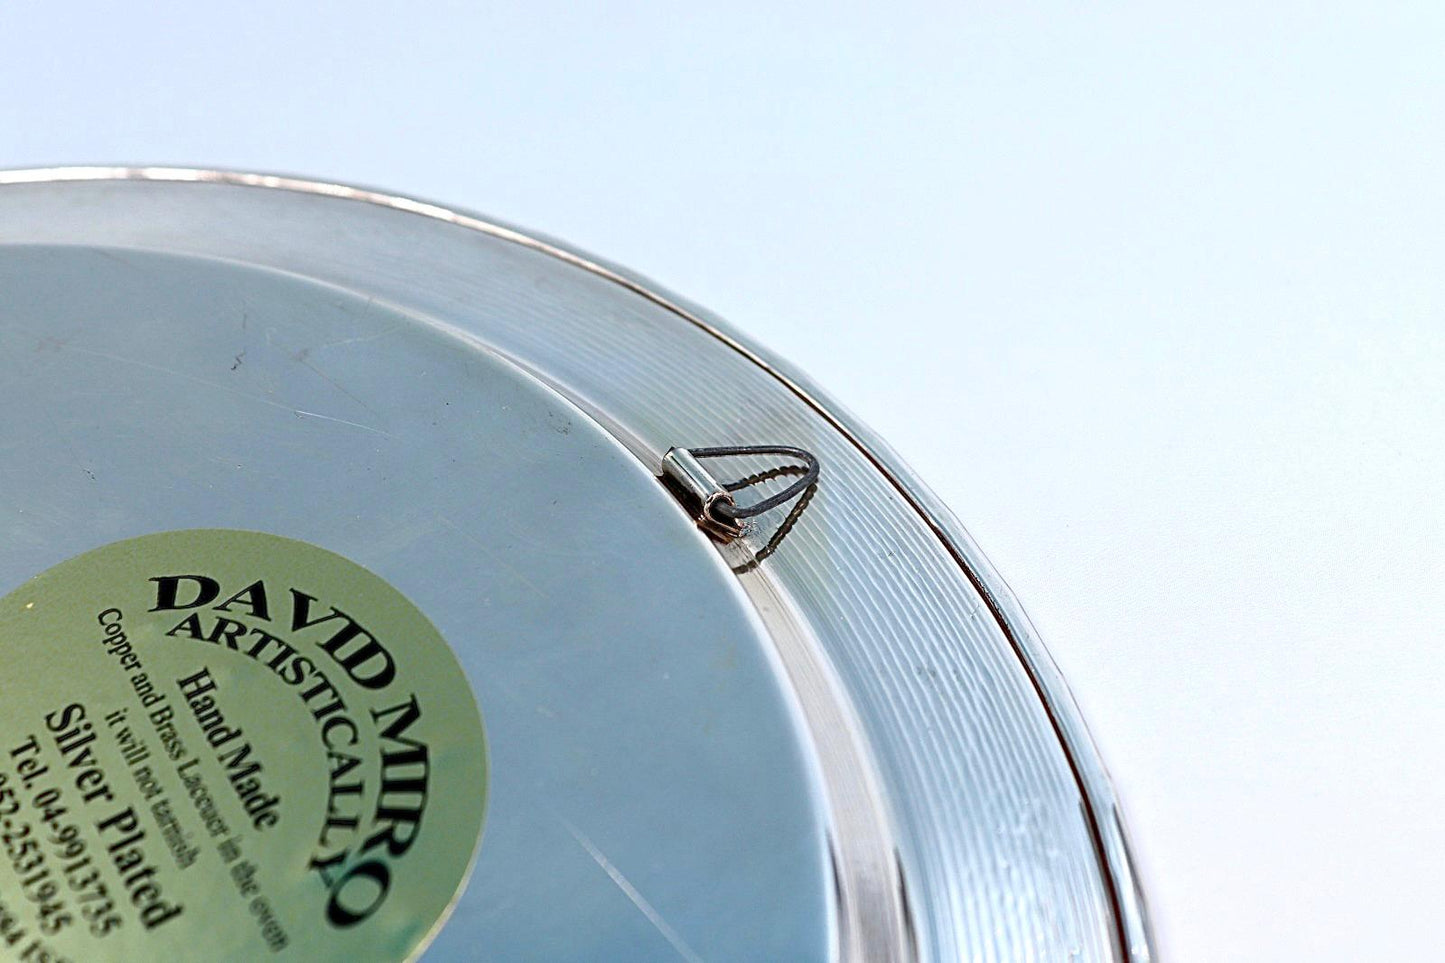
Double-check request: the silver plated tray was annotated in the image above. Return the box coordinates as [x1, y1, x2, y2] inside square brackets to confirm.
[0, 168, 1151, 962]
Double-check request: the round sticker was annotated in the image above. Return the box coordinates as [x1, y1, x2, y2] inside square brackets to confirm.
[0, 530, 487, 961]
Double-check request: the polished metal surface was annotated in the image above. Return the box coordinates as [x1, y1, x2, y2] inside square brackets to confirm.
[0, 168, 1153, 962]
[0, 246, 832, 961]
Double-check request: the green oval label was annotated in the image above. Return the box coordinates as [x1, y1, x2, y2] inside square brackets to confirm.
[0, 530, 487, 961]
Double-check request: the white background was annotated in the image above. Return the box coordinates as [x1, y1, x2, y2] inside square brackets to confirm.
[4, 4, 1443, 960]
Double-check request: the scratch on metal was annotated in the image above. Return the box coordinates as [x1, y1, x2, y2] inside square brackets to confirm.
[562, 820, 706, 963]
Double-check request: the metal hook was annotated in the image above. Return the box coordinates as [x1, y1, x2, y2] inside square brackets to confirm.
[659, 444, 821, 540]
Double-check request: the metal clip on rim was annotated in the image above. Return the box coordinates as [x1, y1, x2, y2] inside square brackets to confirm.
[660, 445, 821, 540]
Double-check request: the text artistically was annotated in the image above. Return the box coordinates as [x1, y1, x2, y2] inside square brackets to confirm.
[151, 575, 432, 928]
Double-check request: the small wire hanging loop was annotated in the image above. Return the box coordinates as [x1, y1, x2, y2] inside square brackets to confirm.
[685, 445, 821, 521]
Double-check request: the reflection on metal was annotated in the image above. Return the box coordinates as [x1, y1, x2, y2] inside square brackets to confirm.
[0, 169, 1155, 963]
[660, 445, 820, 545]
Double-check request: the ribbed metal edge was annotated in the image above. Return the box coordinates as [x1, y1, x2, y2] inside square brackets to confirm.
[0, 165, 1155, 962]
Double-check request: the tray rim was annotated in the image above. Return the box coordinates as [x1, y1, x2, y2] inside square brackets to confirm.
[0, 165, 1154, 963]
